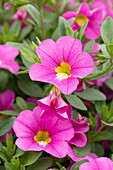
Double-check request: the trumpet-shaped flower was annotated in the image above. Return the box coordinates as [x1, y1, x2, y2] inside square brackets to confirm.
[79, 156, 113, 170]
[13, 106, 74, 158]
[29, 36, 94, 95]
[38, 88, 68, 119]
[63, 3, 102, 39]
[0, 44, 19, 74]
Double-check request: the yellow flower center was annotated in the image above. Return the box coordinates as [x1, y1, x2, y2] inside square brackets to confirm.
[55, 62, 71, 80]
[75, 14, 88, 27]
[34, 131, 51, 146]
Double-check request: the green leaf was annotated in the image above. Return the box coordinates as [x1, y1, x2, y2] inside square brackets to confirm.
[5, 162, 17, 170]
[105, 77, 113, 90]
[101, 16, 113, 45]
[65, 94, 87, 110]
[0, 117, 16, 136]
[73, 144, 91, 157]
[10, 20, 21, 37]
[58, 17, 66, 36]
[93, 131, 113, 142]
[14, 148, 25, 158]
[19, 25, 33, 41]
[79, 20, 88, 41]
[70, 159, 88, 170]
[27, 157, 53, 170]
[24, 4, 39, 25]
[108, 44, 113, 57]
[17, 80, 43, 98]
[91, 143, 105, 157]
[109, 141, 113, 152]
[0, 152, 8, 162]
[75, 88, 106, 101]
[101, 120, 113, 127]
[0, 71, 9, 92]
[6, 134, 13, 150]
[20, 151, 42, 166]
[84, 40, 94, 54]
[16, 97, 28, 111]
[19, 47, 39, 63]
[0, 110, 18, 116]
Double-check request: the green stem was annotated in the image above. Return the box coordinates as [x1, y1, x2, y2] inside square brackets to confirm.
[39, 9, 45, 40]
[85, 61, 113, 80]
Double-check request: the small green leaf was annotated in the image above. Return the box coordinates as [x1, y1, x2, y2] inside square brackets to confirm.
[0, 110, 18, 116]
[93, 131, 113, 142]
[14, 148, 25, 158]
[70, 159, 88, 170]
[17, 80, 43, 98]
[0, 152, 8, 162]
[24, 4, 39, 25]
[91, 143, 105, 157]
[73, 144, 91, 157]
[84, 40, 94, 54]
[10, 20, 21, 37]
[19, 47, 39, 63]
[0, 117, 16, 136]
[79, 20, 88, 41]
[101, 17, 113, 45]
[65, 94, 87, 110]
[16, 97, 28, 111]
[58, 17, 66, 36]
[75, 88, 106, 101]
[5, 162, 17, 170]
[27, 157, 53, 170]
[101, 120, 113, 127]
[20, 151, 42, 166]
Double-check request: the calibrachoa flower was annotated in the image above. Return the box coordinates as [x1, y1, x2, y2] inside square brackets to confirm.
[79, 156, 113, 170]
[67, 109, 89, 161]
[38, 87, 68, 119]
[29, 36, 94, 95]
[13, 106, 74, 158]
[0, 90, 15, 111]
[13, 8, 27, 20]
[0, 44, 19, 74]
[63, 3, 102, 39]
[0, 90, 15, 141]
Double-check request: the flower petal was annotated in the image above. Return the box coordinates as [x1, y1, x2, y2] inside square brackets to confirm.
[62, 11, 76, 20]
[69, 133, 87, 147]
[78, 3, 90, 17]
[71, 52, 94, 78]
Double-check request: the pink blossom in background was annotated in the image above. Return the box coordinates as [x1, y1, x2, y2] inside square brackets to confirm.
[0, 44, 19, 74]
[13, 9, 27, 20]
[29, 36, 94, 95]
[0, 90, 15, 111]
[79, 156, 113, 170]
[4, 3, 12, 10]
[67, 109, 89, 161]
[90, 0, 113, 20]
[26, 97, 37, 104]
[0, 90, 15, 141]
[102, 84, 113, 100]
[38, 88, 68, 119]
[13, 106, 75, 158]
[96, 74, 112, 87]
[63, 3, 102, 39]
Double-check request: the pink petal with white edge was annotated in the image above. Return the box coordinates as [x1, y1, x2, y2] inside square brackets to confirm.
[36, 39, 59, 67]
[62, 11, 76, 20]
[0, 61, 19, 74]
[78, 3, 90, 17]
[56, 36, 82, 64]
[38, 94, 51, 110]
[86, 22, 101, 40]
[89, 8, 102, 23]
[69, 133, 87, 147]
[71, 52, 94, 78]
[29, 63, 56, 83]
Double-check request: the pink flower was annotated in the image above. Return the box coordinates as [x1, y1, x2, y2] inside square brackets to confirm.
[79, 156, 113, 170]
[38, 88, 68, 119]
[0, 90, 15, 141]
[90, 0, 113, 20]
[13, 9, 27, 20]
[0, 90, 15, 111]
[96, 74, 112, 87]
[4, 3, 12, 10]
[63, 3, 102, 39]
[13, 106, 74, 158]
[29, 36, 94, 95]
[0, 44, 19, 74]
[67, 110, 89, 161]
